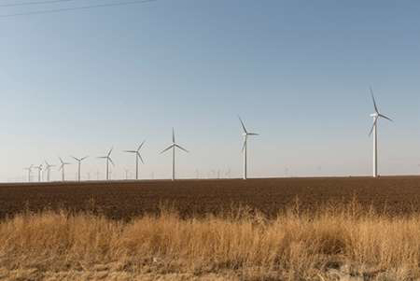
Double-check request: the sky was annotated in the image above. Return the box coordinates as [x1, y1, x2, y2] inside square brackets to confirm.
[0, 0, 420, 182]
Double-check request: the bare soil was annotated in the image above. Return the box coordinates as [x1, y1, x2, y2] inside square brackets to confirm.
[1, 176, 420, 220]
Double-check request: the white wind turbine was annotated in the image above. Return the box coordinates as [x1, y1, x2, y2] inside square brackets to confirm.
[160, 128, 189, 181]
[124, 168, 130, 180]
[124, 140, 145, 180]
[24, 165, 33, 182]
[98, 148, 114, 180]
[44, 161, 55, 182]
[58, 157, 71, 181]
[238, 116, 259, 180]
[33, 164, 43, 182]
[71, 156, 88, 182]
[369, 87, 393, 178]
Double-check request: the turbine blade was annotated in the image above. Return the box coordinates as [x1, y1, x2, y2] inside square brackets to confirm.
[369, 118, 378, 136]
[59, 157, 64, 164]
[137, 153, 144, 164]
[248, 132, 259, 136]
[370, 86, 379, 113]
[81, 156, 89, 161]
[71, 156, 79, 161]
[98, 156, 108, 159]
[175, 144, 189, 153]
[238, 116, 248, 134]
[108, 157, 115, 166]
[160, 144, 175, 154]
[172, 128, 175, 143]
[107, 147, 113, 157]
[124, 150, 136, 153]
[241, 137, 247, 152]
[379, 113, 393, 122]
[137, 140, 146, 152]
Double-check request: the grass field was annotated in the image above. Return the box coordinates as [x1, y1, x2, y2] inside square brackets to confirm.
[2, 177, 420, 280]
[1, 202, 420, 280]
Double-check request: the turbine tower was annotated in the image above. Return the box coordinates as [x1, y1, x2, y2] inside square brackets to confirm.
[44, 161, 55, 182]
[238, 116, 259, 180]
[160, 128, 189, 181]
[58, 157, 71, 181]
[71, 156, 88, 182]
[369, 87, 393, 178]
[98, 148, 114, 180]
[24, 165, 33, 182]
[33, 164, 43, 182]
[124, 140, 145, 180]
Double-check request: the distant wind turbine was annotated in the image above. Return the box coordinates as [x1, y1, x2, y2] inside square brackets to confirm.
[160, 128, 189, 181]
[238, 116, 259, 180]
[369, 87, 393, 178]
[124, 168, 130, 180]
[58, 157, 71, 181]
[24, 165, 33, 182]
[225, 168, 231, 178]
[33, 164, 43, 182]
[124, 140, 145, 180]
[44, 161, 55, 182]
[98, 148, 114, 180]
[71, 156, 88, 181]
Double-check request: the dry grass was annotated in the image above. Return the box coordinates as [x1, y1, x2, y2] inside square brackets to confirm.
[1, 200, 420, 280]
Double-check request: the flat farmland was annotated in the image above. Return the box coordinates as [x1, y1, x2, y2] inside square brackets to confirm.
[1, 176, 420, 220]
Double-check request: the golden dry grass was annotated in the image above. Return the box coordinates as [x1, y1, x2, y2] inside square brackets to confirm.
[1, 201, 420, 280]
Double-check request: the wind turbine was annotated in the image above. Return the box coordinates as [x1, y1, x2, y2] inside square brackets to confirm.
[24, 165, 33, 182]
[58, 157, 71, 181]
[369, 87, 393, 178]
[98, 148, 114, 180]
[71, 156, 88, 182]
[160, 128, 189, 181]
[33, 164, 43, 182]
[238, 116, 259, 180]
[225, 168, 231, 179]
[44, 161, 55, 182]
[124, 140, 145, 180]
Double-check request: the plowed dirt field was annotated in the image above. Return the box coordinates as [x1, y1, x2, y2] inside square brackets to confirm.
[1, 177, 420, 219]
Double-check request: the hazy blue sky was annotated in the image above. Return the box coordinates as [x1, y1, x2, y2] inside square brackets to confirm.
[0, 0, 420, 181]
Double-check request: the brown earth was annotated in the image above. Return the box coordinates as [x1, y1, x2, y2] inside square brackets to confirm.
[1, 176, 420, 220]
